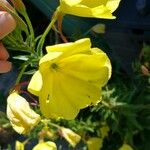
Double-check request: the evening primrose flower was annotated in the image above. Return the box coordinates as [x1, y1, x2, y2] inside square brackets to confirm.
[59, 127, 81, 147]
[33, 141, 57, 150]
[118, 143, 134, 150]
[59, 0, 121, 19]
[87, 137, 103, 150]
[28, 38, 111, 119]
[7, 92, 41, 134]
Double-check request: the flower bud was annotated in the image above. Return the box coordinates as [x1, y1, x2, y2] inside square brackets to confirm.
[7, 92, 41, 134]
[59, 127, 81, 147]
[10, 0, 26, 14]
[0, 0, 14, 11]
[141, 65, 149, 76]
[92, 24, 105, 34]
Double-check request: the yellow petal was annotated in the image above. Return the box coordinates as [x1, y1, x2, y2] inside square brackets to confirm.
[38, 73, 79, 119]
[87, 137, 103, 150]
[91, 48, 112, 79]
[91, 5, 115, 19]
[60, 53, 110, 86]
[106, 0, 121, 13]
[39, 52, 63, 65]
[39, 72, 100, 119]
[33, 141, 57, 150]
[28, 71, 43, 96]
[46, 38, 91, 56]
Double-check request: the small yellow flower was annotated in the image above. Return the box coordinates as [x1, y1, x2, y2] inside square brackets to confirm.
[119, 143, 134, 150]
[7, 92, 41, 134]
[15, 141, 24, 150]
[59, 0, 121, 19]
[28, 38, 111, 119]
[59, 127, 81, 147]
[87, 137, 103, 150]
[33, 141, 57, 150]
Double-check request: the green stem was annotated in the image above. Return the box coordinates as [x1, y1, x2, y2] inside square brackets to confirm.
[15, 64, 28, 85]
[24, 13, 35, 47]
[37, 7, 60, 56]
[49, 122, 61, 129]
[101, 100, 111, 108]
[41, 119, 60, 129]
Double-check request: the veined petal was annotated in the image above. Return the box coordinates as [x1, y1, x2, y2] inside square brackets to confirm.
[39, 73, 79, 119]
[39, 72, 100, 119]
[7, 92, 41, 134]
[57, 73, 101, 108]
[46, 38, 91, 57]
[59, 53, 111, 85]
[28, 71, 43, 96]
[91, 48, 112, 79]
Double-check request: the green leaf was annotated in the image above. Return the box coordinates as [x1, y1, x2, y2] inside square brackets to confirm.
[13, 55, 29, 61]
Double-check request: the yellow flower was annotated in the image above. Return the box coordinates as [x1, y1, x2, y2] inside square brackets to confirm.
[15, 141, 24, 150]
[87, 137, 103, 150]
[7, 92, 41, 134]
[59, 0, 121, 19]
[28, 38, 111, 119]
[119, 143, 134, 150]
[59, 127, 81, 147]
[33, 141, 57, 150]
